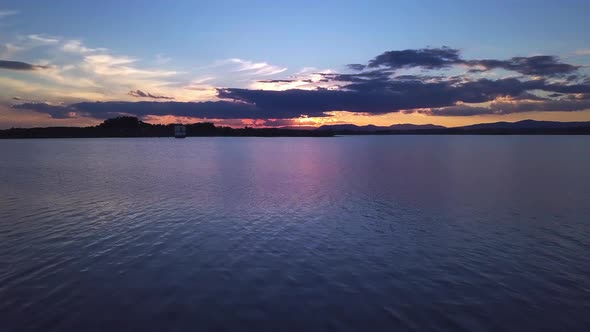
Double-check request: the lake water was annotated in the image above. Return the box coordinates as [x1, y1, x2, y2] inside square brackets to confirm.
[1, 136, 590, 331]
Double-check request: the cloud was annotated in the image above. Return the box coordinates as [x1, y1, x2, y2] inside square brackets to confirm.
[467, 56, 579, 76]
[0, 104, 100, 129]
[13, 101, 266, 119]
[515, 92, 547, 101]
[424, 98, 590, 116]
[322, 69, 394, 83]
[217, 78, 534, 114]
[0, 60, 50, 70]
[250, 68, 336, 91]
[366, 47, 462, 70]
[2, 34, 290, 103]
[227, 58, 287, 76]
[1, 43, 24, 58]
[256, 79, 300, 83]
[217, 87, 389, 114]
[14, 75, 590, 121]
[128, 89, 174, 100]
[491, 99, 590, 113]
[351, 47, 579, 77]
[6, 46, 590, 123]
[421, 105, 496, 117]
[570, 93, 590, 100]
[83, 54, 177, 78]
[574, 49, 590, 56]
[12, 103, 76, 119]
[0, 38, 198, 102]
[155, 54, 171, 65]
[219, 76, 590, 116]
[347, 64, 366, 71]
[28, 34, 60, 44]
[0, 10, 18, 18]
[62, 40, 106, 54]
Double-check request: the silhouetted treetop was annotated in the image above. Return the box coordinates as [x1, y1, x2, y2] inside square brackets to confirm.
[98, 116, 145, 129]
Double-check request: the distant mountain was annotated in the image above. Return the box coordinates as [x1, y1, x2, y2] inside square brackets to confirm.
[457, 120, 590, 130]
[317, 123, 445, 131]
[316, 124, 376, 131]
[279, 126, 317, 130]
[388, 123, 446, 130]
[317, 120, 590, 133]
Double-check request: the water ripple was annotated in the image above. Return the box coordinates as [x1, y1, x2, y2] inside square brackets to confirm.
[1, 136, 590, 331]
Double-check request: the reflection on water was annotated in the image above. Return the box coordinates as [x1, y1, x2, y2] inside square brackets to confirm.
[1, 136, 590, 331]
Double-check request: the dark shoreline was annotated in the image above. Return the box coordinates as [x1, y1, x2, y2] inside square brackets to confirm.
[2, 116, 590, 138]
[0, 127, 334, 139]
[0, 117, 333, 139]
[4, 128, 590, 139]
[334, 128, 590, 136]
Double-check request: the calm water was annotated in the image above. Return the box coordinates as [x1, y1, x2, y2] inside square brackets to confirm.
[1, 136, 590, 331]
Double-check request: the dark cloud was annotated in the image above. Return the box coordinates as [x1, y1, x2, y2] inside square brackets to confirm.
[218, 87, 426, 114]
[12, 103, 74, 119]
[349, 48, 578, 77]
[128, 89, 174, 100]
[542, 82, 590, 94]
[393, 75, 423, 80]
[422, 99, 590, 116]
[218, 77, 590, 116]
[218, 78, 551, 114]
[318, 70, 396, 91]
[467, 56, 579, 76]
[347, 64, 366, 71]
[421, 105, 496, 117]
[492, 99, 590, 113]
[14, 77, 590, 120]
[365, 47, 462, 70]
[14, 101, 276, 120]
[0, 60, 49, 70]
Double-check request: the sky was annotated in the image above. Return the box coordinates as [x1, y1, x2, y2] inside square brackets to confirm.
[1, 0, 590, 128]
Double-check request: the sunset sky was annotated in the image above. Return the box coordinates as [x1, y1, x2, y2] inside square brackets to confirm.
[1, 0, 590, 128]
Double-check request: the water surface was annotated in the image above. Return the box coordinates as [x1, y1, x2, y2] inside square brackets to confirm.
[1, 136, 590, 331]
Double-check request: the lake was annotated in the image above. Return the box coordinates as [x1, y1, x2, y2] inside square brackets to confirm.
[1, 136, 589, 331]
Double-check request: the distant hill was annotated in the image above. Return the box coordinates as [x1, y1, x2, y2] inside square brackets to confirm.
[315, 119, 590, 135]
[457, 120, 590, 130]
[388, 123, 447, 130]
[316, 124, 379, 132]
[317, 123, 445, 131]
